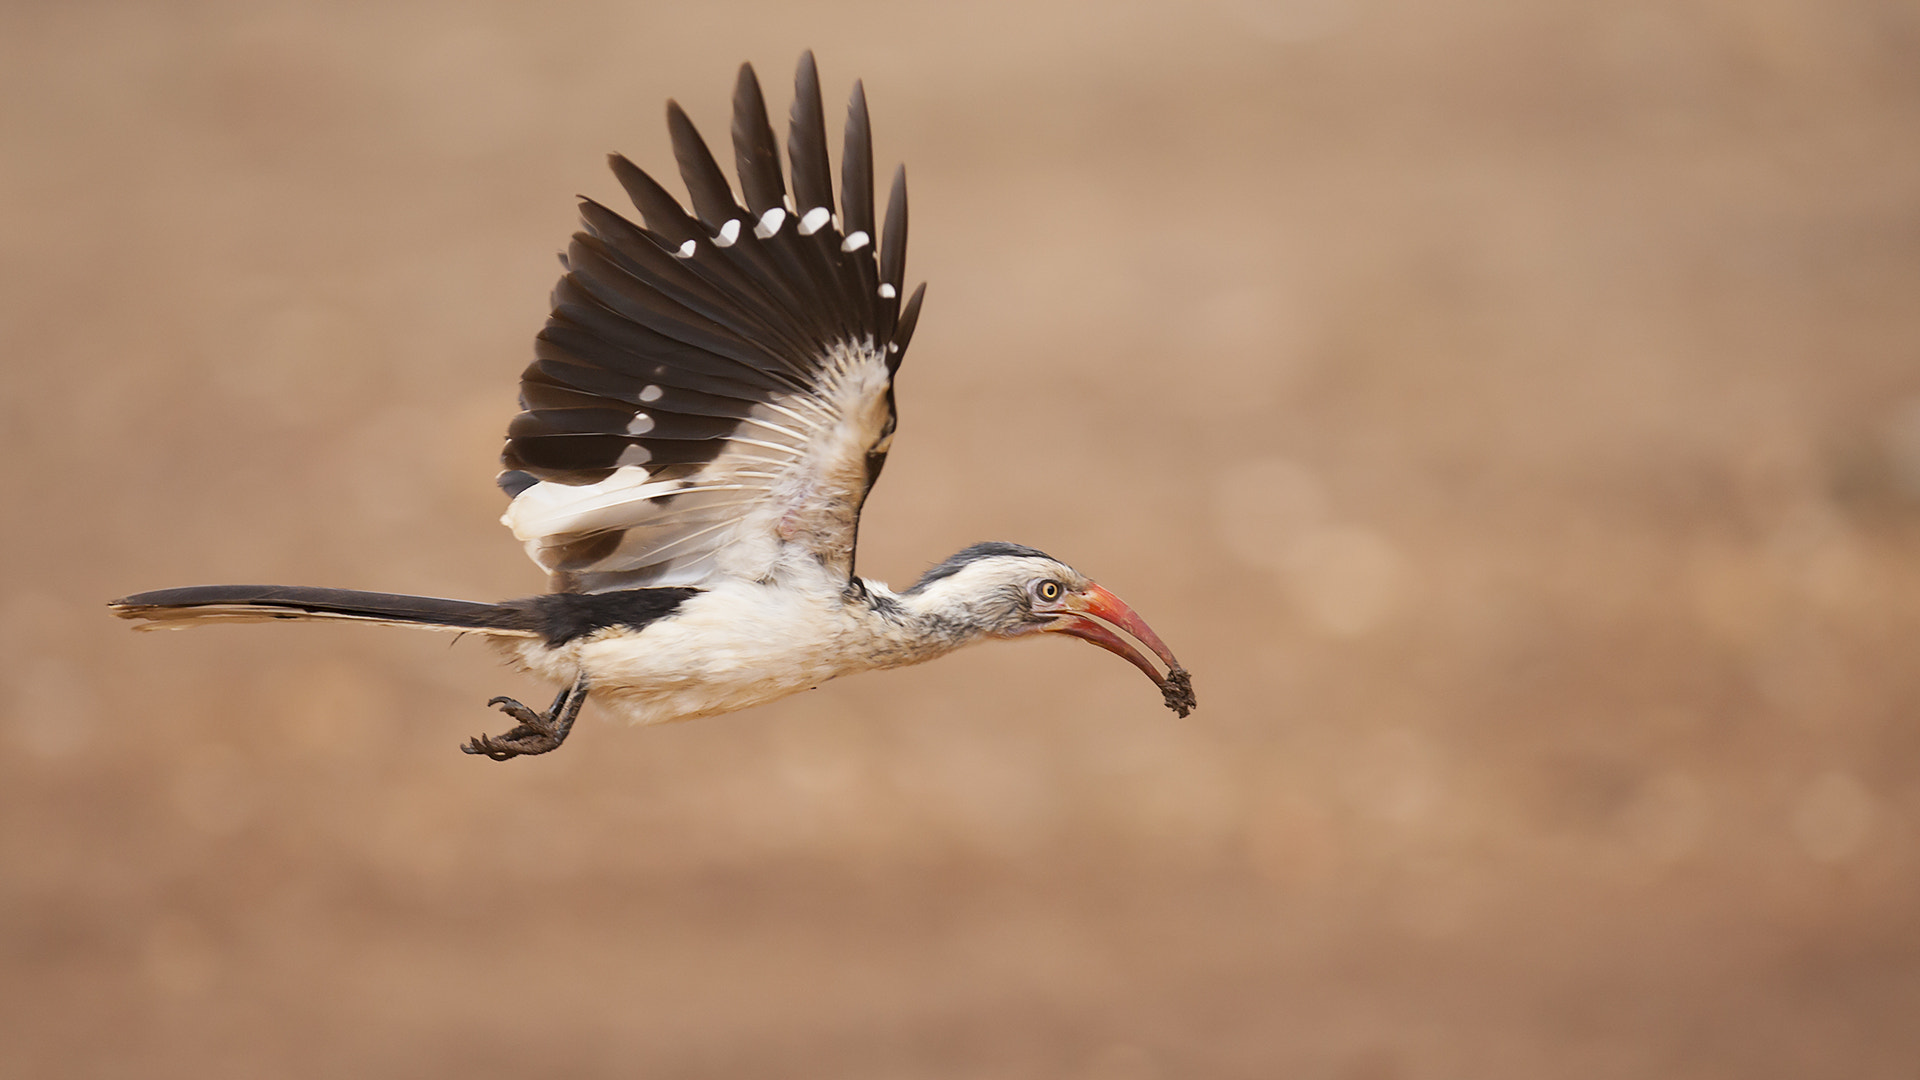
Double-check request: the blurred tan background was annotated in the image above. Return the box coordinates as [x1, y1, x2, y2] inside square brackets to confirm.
[6, 0, 1920, 1076]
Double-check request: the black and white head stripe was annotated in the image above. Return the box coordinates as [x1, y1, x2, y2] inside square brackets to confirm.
[499, 53, 927, 593]
[908, 542, 1058, 592]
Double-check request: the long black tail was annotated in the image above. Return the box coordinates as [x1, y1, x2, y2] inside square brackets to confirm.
[109, 585, 542, 637]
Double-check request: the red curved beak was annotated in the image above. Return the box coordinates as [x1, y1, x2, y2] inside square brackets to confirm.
[1044, 582, 1196, 716]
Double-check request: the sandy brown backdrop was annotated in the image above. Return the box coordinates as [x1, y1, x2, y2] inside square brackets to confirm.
[5, 1, 1920, 1076]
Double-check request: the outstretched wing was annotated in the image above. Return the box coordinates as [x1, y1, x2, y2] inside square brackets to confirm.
[499, 53, 927, 593]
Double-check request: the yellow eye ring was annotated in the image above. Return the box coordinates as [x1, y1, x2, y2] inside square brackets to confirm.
[1037, 580, 1062, 602]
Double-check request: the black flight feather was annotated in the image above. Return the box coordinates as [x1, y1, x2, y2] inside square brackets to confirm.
[786, 52, 834, 218]
[606, 154, 815, 348]
[878, 165, 909, 343]
[890, 281, 926, 371]
[666, 101, 743, 229]
[506, 407, 739, 444]
[840, 80, 882, 335]
[607, 154, 703, 246]
[525, 352, 760, 415]
[879, 165, 909, 298]
[839, 81, 875, 240]
[666, 100, 836, 345]
[562, 238, 799, 380]
[575, 198, 815, 362]
[729, 61, 849, 347]
[785, 54, 863, 342]
[730, 64, 786, 215]
[542, 278, 782, 389]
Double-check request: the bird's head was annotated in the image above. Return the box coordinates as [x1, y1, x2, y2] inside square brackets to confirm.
[907, 542, 1195, 716]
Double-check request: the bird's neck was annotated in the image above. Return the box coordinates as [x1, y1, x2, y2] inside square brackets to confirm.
[843, 575, 1005, 672]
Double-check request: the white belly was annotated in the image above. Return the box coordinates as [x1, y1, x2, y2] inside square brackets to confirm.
[496, 578, 889, 727]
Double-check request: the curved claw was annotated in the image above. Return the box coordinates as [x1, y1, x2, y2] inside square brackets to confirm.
[460, 676, 590, 762]
[462, 734, 522, 762]
[485, 695, 549, 731]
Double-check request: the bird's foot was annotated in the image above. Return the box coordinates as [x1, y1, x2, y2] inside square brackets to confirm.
[461, 675, 589, 761]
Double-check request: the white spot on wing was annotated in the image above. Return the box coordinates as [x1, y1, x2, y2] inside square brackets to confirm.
[639, 385, 664, 403]
[674, 239, 696, 258]
[754, 207, 786, 238]
[878, 283, 897, 299]
[798, 207, 831, 236]
[616, 444, 652, 465]
[715, 219, 741, 247]
[626, 413, 655, 435]
[840, 231, 870, 252]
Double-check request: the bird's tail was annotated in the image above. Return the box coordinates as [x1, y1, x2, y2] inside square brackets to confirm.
[109, 585, 541, 637]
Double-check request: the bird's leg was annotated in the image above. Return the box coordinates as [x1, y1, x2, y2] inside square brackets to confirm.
[460, 674, 590, 761]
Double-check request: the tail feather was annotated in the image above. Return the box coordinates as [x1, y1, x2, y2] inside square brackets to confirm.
[109, 585, 541, 637]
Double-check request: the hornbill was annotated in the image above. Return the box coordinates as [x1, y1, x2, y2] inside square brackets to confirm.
[111, 53, 1195, 760]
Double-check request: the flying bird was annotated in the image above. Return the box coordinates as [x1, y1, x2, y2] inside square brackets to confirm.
[111, 53, 1195, 760]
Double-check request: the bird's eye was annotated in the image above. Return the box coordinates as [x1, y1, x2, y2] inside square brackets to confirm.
[1036, 580, 1062, 602]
